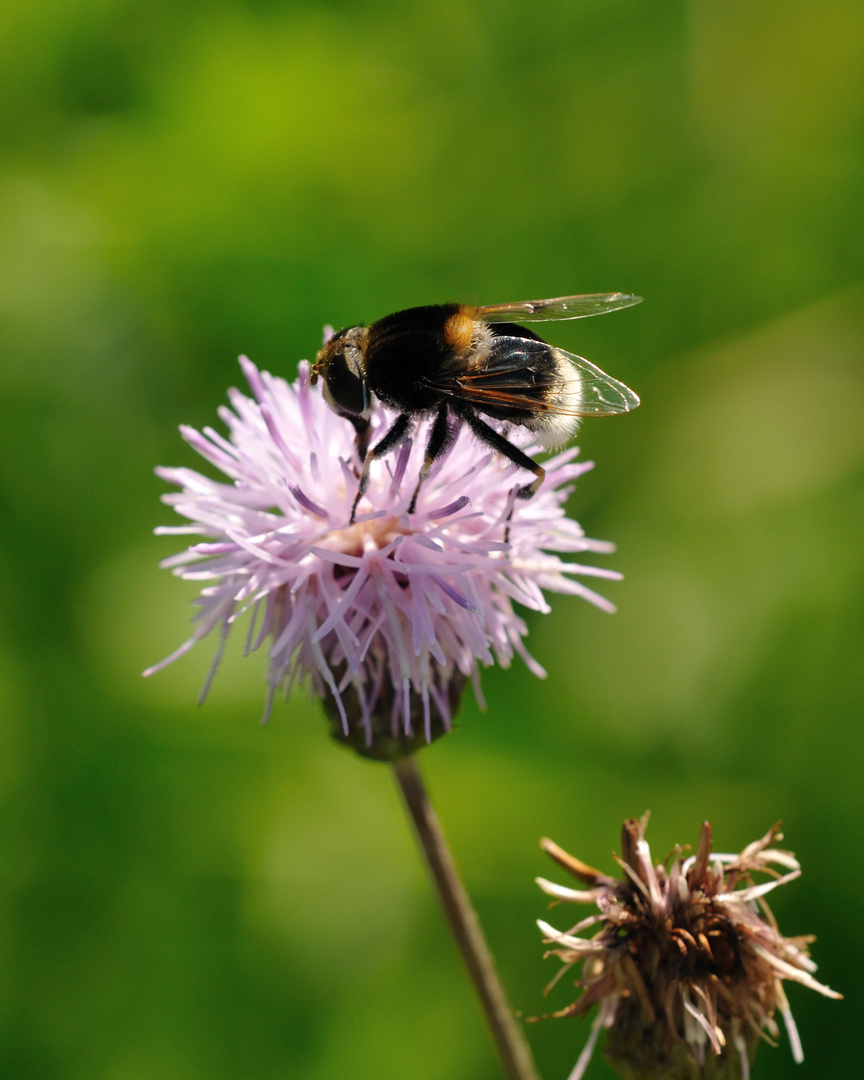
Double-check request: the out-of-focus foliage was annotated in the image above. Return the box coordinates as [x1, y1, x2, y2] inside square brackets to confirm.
[0, 1, 861, 1077]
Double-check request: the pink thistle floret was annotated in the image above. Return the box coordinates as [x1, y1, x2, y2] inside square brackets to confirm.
[145, 356, 621, 755]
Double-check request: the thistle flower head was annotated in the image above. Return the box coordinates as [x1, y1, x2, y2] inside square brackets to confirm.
[145, 355, 621, 759]
[535, 816, 841, 1080]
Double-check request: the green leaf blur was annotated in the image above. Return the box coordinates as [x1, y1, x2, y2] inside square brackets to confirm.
[0, 1, 860, 1077]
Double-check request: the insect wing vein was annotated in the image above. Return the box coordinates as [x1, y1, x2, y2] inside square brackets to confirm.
[478, 293, 642, 322]
[559, 349, 640, 414]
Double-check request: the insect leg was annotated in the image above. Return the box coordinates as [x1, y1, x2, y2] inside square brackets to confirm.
[350, 412, 413, 524]
[344, 414, 373, 463]
[408, 403, 455, 514]
[456, 409, 545, 498]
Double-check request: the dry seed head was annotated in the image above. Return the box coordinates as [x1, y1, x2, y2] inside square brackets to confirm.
[534, 815, 841, 1080]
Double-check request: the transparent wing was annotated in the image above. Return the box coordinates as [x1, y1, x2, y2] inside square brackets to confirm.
[557, 349, 640, 415]
[433, 339, 640, 417]
[477, 293, 642, 323]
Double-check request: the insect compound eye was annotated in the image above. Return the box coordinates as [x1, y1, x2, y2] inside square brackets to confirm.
[325, 350, 368, 415]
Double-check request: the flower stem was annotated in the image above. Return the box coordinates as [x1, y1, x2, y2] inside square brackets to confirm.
[393, 755, 542, 1080]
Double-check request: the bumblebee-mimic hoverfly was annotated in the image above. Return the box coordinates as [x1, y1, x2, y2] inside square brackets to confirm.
[311, 294, 641, 523]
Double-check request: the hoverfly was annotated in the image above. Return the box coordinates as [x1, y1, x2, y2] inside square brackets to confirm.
[311, 294, 641, 523]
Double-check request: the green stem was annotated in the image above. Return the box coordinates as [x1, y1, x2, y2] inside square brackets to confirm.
[393, 755, 542, 1080]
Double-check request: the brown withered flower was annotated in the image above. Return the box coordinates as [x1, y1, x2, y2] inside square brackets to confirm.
[534, 816, 840, 1080]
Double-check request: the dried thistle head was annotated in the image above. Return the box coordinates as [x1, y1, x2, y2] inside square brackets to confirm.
[535, 816, 841, 1080]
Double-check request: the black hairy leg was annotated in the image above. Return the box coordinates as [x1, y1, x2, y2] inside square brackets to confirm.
[408, 403, 457, 514]
[344, 413, 373, 464]
[350, 411, 413, 524]
[455, 409, 546, 545]
[455, 409, 545, 499]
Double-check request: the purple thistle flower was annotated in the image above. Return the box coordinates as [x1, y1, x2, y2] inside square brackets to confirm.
[145, 355, 621, 759]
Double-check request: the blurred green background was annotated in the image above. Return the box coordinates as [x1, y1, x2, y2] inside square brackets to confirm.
[1, 1, 861, 1077]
